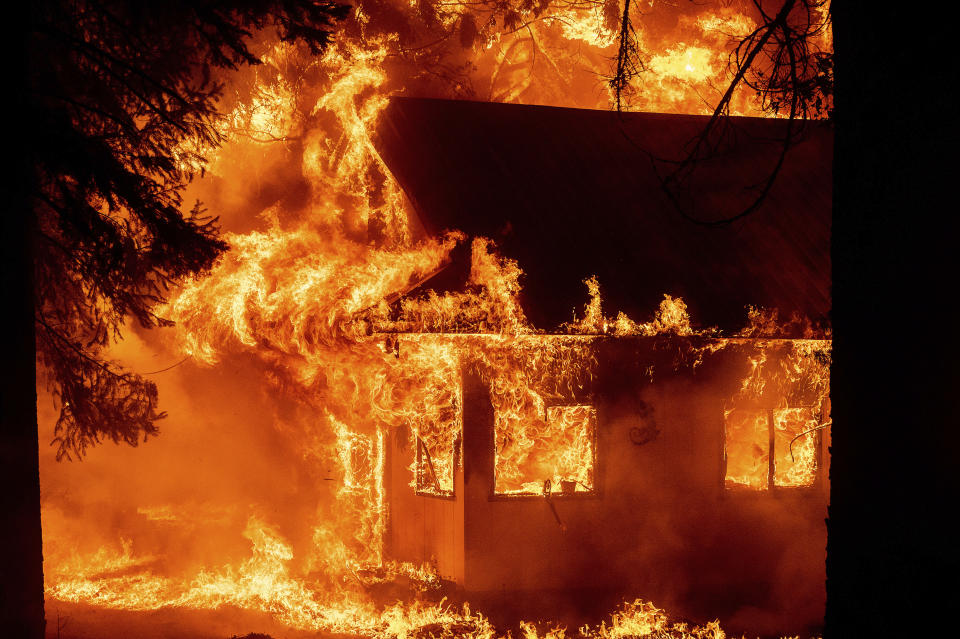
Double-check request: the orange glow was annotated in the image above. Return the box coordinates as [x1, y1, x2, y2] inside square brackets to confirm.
[773, 406, 820, 487]
[40, 1, 832, 636]
[481, 337, 598, 495]
[724, 408, 770, 490]
[565, 276, 693, 337]
[722, 337, 831, 491]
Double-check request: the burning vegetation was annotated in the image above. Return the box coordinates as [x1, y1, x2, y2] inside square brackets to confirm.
[33, 1, 832, 638]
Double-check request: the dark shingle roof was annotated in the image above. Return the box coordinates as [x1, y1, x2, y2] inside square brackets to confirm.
[374, 97, 831, 331]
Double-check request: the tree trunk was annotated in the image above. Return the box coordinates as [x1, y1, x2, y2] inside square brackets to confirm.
[1, 170, 46, 639]
[3, 13, 46, 637]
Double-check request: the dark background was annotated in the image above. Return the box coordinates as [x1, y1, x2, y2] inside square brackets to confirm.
[827, 4, 960, 637]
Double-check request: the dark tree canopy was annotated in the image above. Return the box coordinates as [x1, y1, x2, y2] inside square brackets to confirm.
[28, 0, 350, 460]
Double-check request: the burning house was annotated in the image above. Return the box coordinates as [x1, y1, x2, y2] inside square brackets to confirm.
[371, 97, 832, 634]
[34, 24, 837, 639]
[21, 0, 955, 634]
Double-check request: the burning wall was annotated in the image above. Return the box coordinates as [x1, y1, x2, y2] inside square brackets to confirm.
[386, 333, 829, 635]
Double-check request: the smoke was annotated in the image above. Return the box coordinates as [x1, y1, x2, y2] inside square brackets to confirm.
[39, 1, 831, 636]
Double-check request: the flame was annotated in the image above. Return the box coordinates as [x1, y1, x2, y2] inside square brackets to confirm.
[722, 338, 831, 491]
[554, 6, 618, 48]
[41, 2, 832, 636]
[723, 408, 771, 490]
[48, 523, 732, 638]
[773, 406, 820, 487]
[584, 598, 724, 639]
[517, 599, 727, 638]
[565, 276, 694, 337]
[473, 335, 599, 495]
[48, 518, 490, 636]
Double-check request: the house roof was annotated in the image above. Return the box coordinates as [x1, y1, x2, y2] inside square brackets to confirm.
[374, 97, 832, 332]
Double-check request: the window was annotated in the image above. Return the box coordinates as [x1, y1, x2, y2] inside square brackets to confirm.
[396, 334, 461, 498]
[724, 408, 770, 490]
[414, 434, 457, 497]
[494, 403, 597, 495]
[724, 405, 822, 490]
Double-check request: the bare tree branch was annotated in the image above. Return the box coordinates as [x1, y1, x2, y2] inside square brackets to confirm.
[609, 0, 832, 226]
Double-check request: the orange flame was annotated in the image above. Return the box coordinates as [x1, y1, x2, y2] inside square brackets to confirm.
[41, 3, 831, 636]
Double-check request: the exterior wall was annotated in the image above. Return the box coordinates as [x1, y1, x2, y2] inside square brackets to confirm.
[386, 425, 464, 582]
[388, 338, 828, 634]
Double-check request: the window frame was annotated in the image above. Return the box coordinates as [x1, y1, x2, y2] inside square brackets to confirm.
[721, 400, 827, 493]
[413, 434, 458, 500]
[490, 400, 600, 500]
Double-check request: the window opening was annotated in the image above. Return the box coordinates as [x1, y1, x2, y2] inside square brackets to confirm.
[724, 405, 822, 490]
[494, 403, 597, 495]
